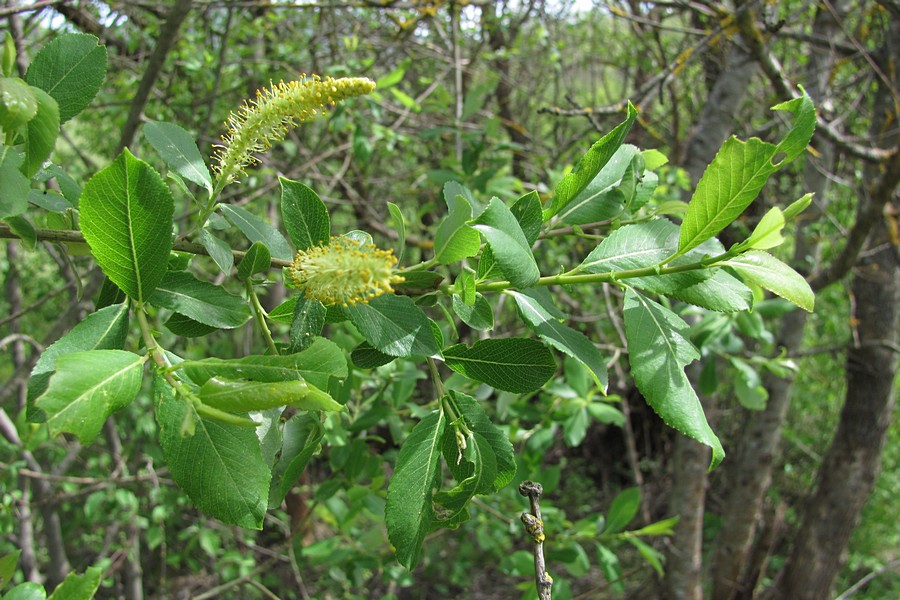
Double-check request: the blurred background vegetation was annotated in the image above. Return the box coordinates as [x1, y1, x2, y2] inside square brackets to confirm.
[1, 1, 897, 598]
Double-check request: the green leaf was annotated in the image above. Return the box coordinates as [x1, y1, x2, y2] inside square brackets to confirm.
[678, 135, 779, 255]
[154, 376, 270, 529]
[22, 87, 59, 178]
[564, 408, 590, 447]
[545, 102, 637, 220]
[143, 121, 212, 195]
[443, 180, 480, 211]
[782, 193, 813, 221]
[28, 189, 70, 212]
[179, 338, 347, 391]
[559, 144, 640, 225]
[510, 190, 543, 245]
[461, 78, 497, 120]
[741, 206, 785, 251]
[433, 432, 496, 525]
[390, 87, 421, 112]
[5, 215, 35, 248]
[164, 312, 217, 337]
[3, 582, 46, 600]
[268, 297, 298, 324]
[444, 390, 516, 491]
[345, 294, 441, 357]
[470, 197, 540, 288]
[0, 549, 21, 590]
[376, 61, 408, 88]
[642, 149, 668, 170]
[457, 269, 475, 305]
[25, 33, 107, 123]
[0, 77, 37, 129]
[387, 201, 406, 261]
[729, 376, 768, 424]
[219, 203, 293, 261]
[46, 566, 102, 600]
[587, 402, 626, 427]
[631, 515, 679, 536]
[288, 296, 326, 353]
[95, 277, 126, 309]
[80, 149, 174, 302]
[280, 177, 330, 251]
[699, 358, 719, 395]
[36, 350, 145, 444]
[237, 241, 271, 280]
[677, 92, 815, 257]
[27, 303, 130, 414]
[443, 338, 556, 394]
[1, 33, 14, 77]
[44, 163, 81, 206]
[386, 410, 446, 569]
[255, 406, 283, 469]
[579, 220, 675, 273]
[628, 536, 665, 577]
[350, 341, 396, 368]
[668, 269, 752, 312]
[451, 293, 494, 331]
[724, 250, 814, 312]
[434, 193, 481, 264]
[623, 288, 724, 468]
[0, 145, 29, 219]
[603, 487, 640, 533]
[148, 270, 249, 328]
[509, 290, 608, 391]
[578, 220, 710, 294]
[268, 413, 324, 507]
[596, 544, 624, 593]
[771, 90, 817, 163]
[199, 378, 343, 413]
[394, 269, 443, 294]
[198, 227, 234, 274]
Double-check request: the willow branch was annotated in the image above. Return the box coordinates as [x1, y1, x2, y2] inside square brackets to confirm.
[0, 224, 292, 268]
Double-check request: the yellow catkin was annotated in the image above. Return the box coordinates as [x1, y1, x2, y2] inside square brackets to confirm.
[213, 75, 375, 186]
[288, 237, 404, 307]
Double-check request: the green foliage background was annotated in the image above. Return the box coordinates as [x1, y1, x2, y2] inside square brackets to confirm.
[1, 2, 897, 599]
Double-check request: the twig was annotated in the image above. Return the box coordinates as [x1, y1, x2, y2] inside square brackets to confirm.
[0, 223, 292, 269]
[519, 480, 552, 600]
[0, 0, 60, 18]
[834, 559, 900, 600]
[734, 8, 896, 163]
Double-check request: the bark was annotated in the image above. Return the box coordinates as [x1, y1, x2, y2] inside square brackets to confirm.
[663, 434, 710, 600]
[769, 22, 900, 596]
[772, 223, 898, 598]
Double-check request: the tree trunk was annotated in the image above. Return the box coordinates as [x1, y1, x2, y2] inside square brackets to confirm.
[709, 4, 848, 597]
[770, 170, 899, 598]
[769, 31, 900, 589]
[663, 434, 710, 600]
